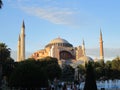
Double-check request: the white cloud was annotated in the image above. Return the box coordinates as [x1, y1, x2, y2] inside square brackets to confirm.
[21, 6, 78, 25]
[8, 0, 97, 27]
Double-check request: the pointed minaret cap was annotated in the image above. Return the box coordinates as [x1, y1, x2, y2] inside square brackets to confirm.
[22, 20, 25, 28]
[82, 39, 86, 56]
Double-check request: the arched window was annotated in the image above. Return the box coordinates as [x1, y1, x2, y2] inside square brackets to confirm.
[60, 51, 74, 60]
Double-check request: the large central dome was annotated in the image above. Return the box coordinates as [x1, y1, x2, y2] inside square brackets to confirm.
[45, 37, 73, 48]
[49, 37, 69, 44]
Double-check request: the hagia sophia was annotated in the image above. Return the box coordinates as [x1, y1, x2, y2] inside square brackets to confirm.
[17, 21, 104, 67]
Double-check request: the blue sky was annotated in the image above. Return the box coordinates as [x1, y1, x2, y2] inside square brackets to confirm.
[0, 0, 120, 60]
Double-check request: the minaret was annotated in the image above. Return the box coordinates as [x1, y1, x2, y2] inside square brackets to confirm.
[20, 20, 25, 61]
[82, 39, 86, 56]
[99, 29, 104, 60]
[17, 35, 21, 61]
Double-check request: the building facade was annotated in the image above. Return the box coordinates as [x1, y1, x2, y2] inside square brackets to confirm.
[17, 21, 104, 66]
[31, 37, 87, 65]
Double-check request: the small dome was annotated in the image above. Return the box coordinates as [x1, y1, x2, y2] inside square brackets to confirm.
[45, 37, 73, 48]
[78, 56, 93, 62]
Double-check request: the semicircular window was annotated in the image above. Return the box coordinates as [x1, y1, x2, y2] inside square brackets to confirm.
[60, 51, 74, 60]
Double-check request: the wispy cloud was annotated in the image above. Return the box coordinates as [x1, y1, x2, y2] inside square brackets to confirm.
[7, 0, 81, 26]
[8, 0, 97, 27]
[21, 6, 78, 25]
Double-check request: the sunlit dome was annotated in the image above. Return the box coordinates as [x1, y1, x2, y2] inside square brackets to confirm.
[45, 37, 73, 48]
[49, 37, 69, 44]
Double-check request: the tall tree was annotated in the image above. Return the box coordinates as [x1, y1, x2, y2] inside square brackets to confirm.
[9, 59, 49, 89]
[47, 63, 62, 81]
[84, 62, 97, 90]
[0, 43, 14, 87]
[0, 0, 3, 9]
[9, 57, 62, 89]
[0, 43, 11, 62]
[104, 61, 112, 80]
[61, 65, 75, 81]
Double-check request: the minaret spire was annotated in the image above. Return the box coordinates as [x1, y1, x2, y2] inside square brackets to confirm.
[20, 20, 25, 61]
[99, 28, 104, 60]
[17, 20, 26, 61]
[22, 20, 25, 28]
[82, 39, 86, 56]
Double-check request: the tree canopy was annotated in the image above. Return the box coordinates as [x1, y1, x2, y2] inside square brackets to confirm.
[0, 43, 14, 76]
[0, 43, 14, 88]
[0, 0, 3, 9]
[9, 59, 48, 88]
[84, 62, 97, 90]
[9, 57, 62, 88]
[61, 65, 75, 81]
[0, 43, 11, 62]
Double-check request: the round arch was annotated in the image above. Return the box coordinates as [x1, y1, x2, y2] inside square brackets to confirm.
[60, 50, 74, 60]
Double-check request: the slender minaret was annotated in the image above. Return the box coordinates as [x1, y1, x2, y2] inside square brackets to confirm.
[82, 39, 86, 56]
[17, 35, 21, 61]
[100, 29, 104, 60]
[20, 20, 25, 61]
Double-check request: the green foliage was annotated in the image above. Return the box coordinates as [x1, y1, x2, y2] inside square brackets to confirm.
[95, 67, 103, 79]
[94, 57, 120, 80]
[94, 61, 105, 80]
[0, 0, 2, 9]
[84, 62, 97, 90]
[9, 57, 62, 88]
[113, 56, 120, 61]
[2, 58, 14, 77]
[47, 63, 62, 81]
[38, 56, 61, 81]
[0, 43, 11, 62]
[111, 59, 120, 70]
[61, 65, 75, 81]
[0, 43, 14, 82]
[77, 64, 85, 76]
[38, 56, 58, 67]
[110, 59, 120, 79]
[104, 61, 112, 80]
[9, 59, 48, 88]
[105, 61, 112, 69]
